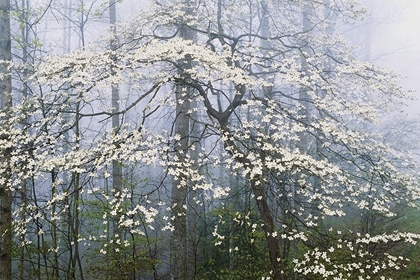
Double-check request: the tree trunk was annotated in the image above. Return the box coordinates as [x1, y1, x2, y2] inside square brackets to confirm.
[109, 0, 122, 219]
[109, 1, 125, 276]
[251, 179, 283, 279]
[109, 0, 122, 232]
[51, 170, 59, 279]
[18, 0, 30, 277]
[171, 1, 196, 279]
[171, 81, 191, 279]
[0, 0, 12, 278]
[219, 127, 283, 279]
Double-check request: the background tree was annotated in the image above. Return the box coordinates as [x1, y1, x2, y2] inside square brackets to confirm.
[0, 0, 12, 278]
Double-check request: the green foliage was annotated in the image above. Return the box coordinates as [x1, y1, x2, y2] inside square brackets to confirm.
[383, 206, 420, 279]
[86, 235, 158, 280]
[196, 205, 271, 279]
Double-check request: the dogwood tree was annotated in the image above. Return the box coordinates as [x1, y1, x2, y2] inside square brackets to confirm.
[3, 0, 420, 279]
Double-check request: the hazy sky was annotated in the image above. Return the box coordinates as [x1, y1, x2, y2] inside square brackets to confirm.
[368, 0, 420, 115]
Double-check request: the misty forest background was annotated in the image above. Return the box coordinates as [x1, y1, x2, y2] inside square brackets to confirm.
[1, 0, 420, 279]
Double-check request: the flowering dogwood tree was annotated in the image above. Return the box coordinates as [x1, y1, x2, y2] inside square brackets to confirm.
[2, 0, 420, 279]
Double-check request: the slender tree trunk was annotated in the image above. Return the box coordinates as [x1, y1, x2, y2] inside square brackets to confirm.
[171, 1, 196, 279]
[217, 126, 283, 279]
[187, 98, 202, 279]
[171, 81, 190, 279]
[299, 2, 312, 135]
[260, 0, 274, 97]
[251, 179, 283, 279]
[259, 4, 284, 278]
[18, 0, 30, 277]
[185, 0, 200, 277]
[109, 0, 122, 220]
[67, 4, 88, 278]
[19, 185, 27, 280]
[70, 102, 84, 280]
[51, 170, 59, 279]
[109, 1, 124, 277]
[0, 0, 12, 278]
[64, 0, 72, 53]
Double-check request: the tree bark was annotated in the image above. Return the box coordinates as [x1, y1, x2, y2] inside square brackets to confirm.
[110, 0, 122, 196]
[251, 178, 283, 279]
[222, 135, 282, 278]
[171, 81, 190, 279]
[171, 1, 196, 279]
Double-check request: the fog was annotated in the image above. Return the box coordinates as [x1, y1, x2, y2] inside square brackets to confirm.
[367, 0, 420, 115]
